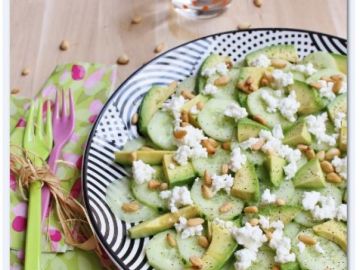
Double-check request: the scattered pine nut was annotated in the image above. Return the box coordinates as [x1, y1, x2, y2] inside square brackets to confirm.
[320, 160, 334, 173]
[330, 74, 343, 81]
[197, 235, 209, 248]
[190, 256, 203, 269]
[221, 164, 229, 175]
[159, 182, 169, 191]
[59, 40, 69, 51]
[297, 144, 309, 151]
[298, 234, 316, 245]
[244, 206, 258, 214]
[148, 180, 161, 189]
[202, 139, 216, 155]
[237, 22, 251, 30]
[201, 184, 213, 199]
[222, 141, 231, 150]
[249, 218, 259, 226]
[181, 110, 190, 123]
[316, 150, 325, 161]
[332, 80, 342, 94]
[252, 115, 267, 125]
[326, 172, 342, 183]
[310, 82, 322, 89]
[181, 122, 190, 127]
[130, 152, 137, 161]
[219, 202, 233, 213]
[196, 101, 205, 110]
[276, 198, 286, 206]
[154, 42, 165, 53]
[253, 0, 263, 7]
[173, 129, 187, 139]
[131, 15, 142, 24]
[208, 138, 218, 148]
[250, 138, 265, 151]
[214, 75, 230, 86]
[117, 54, 130, 65]
[204, 170, 212, 187]
[305, 148, 316, 160]
[265, 231, 273, 240]
[181, 90, 195, 99]
[260, 76, 270, 87]
[271, 59, 287, 69]
[272, 265, 280, 270]
[187, 218, 205, 226]
[325, 148, 340, 160]
[122, 202, 139, 212]
[131, 113, 139, 125]
[11, 88, 20, 95]
[166, 233, 177, 247]
[21, 68, 30, 76]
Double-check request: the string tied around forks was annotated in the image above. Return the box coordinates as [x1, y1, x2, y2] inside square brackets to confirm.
[10, 145, 114, 269]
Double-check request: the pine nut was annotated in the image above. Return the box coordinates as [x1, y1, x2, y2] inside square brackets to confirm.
[244, 206, 258, 214]
[272, 265, 280, 270]
[250, 138, 265, 151]
[117, 54, 130, 65]
[59, 40, 70, 51]
[316, 150, 326, 161]
[197, 235, 209, 248]
[131, 15, 142, 24]
[181, 90, 195, 99]
[166, 233, 177, 247]
[219, 202, 233, 213]
[154, 42, 165, 53]
[326, 172, 342, 183]
[130, 152, 137, 161]
[202, 140, 216, 155]
[208, 138, 218, 148]
[159, 182, 169, 191]
[181, 110, 190, 123]
[11, 88, 20, 95]
[190, 256, 203, 269]
[252, 115, 267, 125]
[310, 82, 322, 89]
[121, 202, 139, 212]
[260, 76, 270, 87]
[196, 101, 205, 110]
[180, 122, 190, 127]
[271, 59, 288, 69]
[330, 74, 343, 81]
[320, 160, 334, 173]
[221, 164, 229, 175]
[148, 180, 161, 189]
[298, 234, 316, 245]
[21, 68, 30, 76]
[204, 170, 212, 187]
[320, 76, 332, 82]
[276, 198, 286, 206]
[168, 81, 178, 90]
[237, 22, 251, 30]
[305, 148, 316, 160]
[265, 231, 273, 240]
[332, 80, 342, 94]
[131, 113, 139, 125]
[187, 218, 205, 226]
[173, 129, 187, 139]
[201, 184, 213, 199]
[214, 75, 230, 86]
[253, 0, 263, 7]
[249, 218, 259, 226]
[297, 144, 309, 151]
[222, 141, 231, 150]
[325, 148, 340, 160]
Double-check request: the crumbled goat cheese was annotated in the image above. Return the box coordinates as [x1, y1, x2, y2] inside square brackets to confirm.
[201, 67, 217, 77]
[224, 103, 248, 121]
[306, 113, 338, 147]
[203, 83, 219, 96]
[213, 218, 234, 230]
[272, 69, 294, 88]
[176, 125, 207, 148]
[315, 243, 325, 254]
[297, 241, 306, 253]
[190, 105, 200, 115]
[318, 80, 336, 101]
[290, 63, 317, 76]
[336, 204, 347, 221]
[248, 54, 271, 68]
[278, 91, 300, 122]
[211, 174, 234, 194]
[160, 186, 193, 212]
[261, 189, 277, 204]
[216, 62, 229, 75]
[332, 156, 347, 179]
[231, 223, 268, 251]
[174, 216, 203, 239]
[334, 112, 346, 131]
[259, 215, 270, 229]
[132, 160, 156, 184]
[234, 248, 257, 270]
[302, 192, 338, 220]
[173, 145, 193, 166]
[229, 147, 247, 172]
[201, 62, 229, 77]
[162, 94, 187, 128]
[239, 137, 262, 150]
[261, 90, 280, 113]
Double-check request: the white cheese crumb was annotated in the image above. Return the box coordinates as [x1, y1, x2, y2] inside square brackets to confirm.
[290, 63, 317, 76]
[302, 191, 339, 220]
[224, 103, 248, 121]
[216, 62, 229, 75]
[160, 186, 193, 212]
[272, 69, 294, 88]
[305, 113, 337, 148]
[213, 218, 234, 230]
[336, 204, 347, 221]
[248, 54, 271, 68]
[331, 156, 347, 180]
[173, 145, 193, 166]
[297, 241, 306, 253]
[201, 67, 216, 77]
[229, 147, 247, 172]
[261, 90, 280, 113]
[211, 174, 234, 195]
[239, 137, 262, 150]
[261, 189, 277, 204]
[259, 215, 270, 229]
[132, 160, 156, 184]
[203, 83, 219, 96]
[318, 80, 336, 101]
[234, 248, 257, 270]
[231, 223, 267, 251]
[278, 90, 300, 122]
[174, 216, 203, 239]
[315, 243, 325, 254]
[162, 94, 187, 128]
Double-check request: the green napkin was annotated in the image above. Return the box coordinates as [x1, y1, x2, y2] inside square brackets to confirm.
[10, 63, 117, 269]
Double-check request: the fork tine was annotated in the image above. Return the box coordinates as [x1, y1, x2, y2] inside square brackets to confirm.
[53, 89, 59, 119]
[68, 89, 75, 119]
[61, 88, 66, 117]
[45, 100, 53, 142]
[35, 99, 44, 138]
[24, 102, 35, 143]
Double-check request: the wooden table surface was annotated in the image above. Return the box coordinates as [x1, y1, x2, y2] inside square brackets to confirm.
[11, 0, 347, 98]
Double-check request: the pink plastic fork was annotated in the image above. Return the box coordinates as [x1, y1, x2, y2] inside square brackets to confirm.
[41, 89, 75, 221]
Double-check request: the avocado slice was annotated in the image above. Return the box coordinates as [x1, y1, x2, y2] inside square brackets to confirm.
[182, 94, 210, 127]
[138, 85, 176, 135]
[283, 120, 312, 146]
[231, 161, 260, 202]
[257, 205, 301, 224]
[331, 53, 347, 74]
[265, 154, 286, 187]
[128, 205, 200, 238]
[339, 120, 347, 152]
[200, 222, 238, 270]
[313, 220, 347, 251]
[115, 150, 174, 165]
[245, 45, 299, 65]
[237, 67, 268, 92]
[290, 80, 327, 115]
[163, 154, 197, 187]
[238, 92, 248, 107]
[280, 262, 301, 270]
[293, 158, 326, 188]
[237, 118, 269, 142]
[306, 68, 346, 84]
[302, 51, 338, 70]
[327, 93, 347, 122]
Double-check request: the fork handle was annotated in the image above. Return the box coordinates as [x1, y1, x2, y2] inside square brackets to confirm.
[41, 143, 63, 221]
[24, 181, 42, 270]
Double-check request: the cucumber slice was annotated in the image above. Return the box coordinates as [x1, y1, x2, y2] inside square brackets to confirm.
[331, 53, 347, 74]
[106, 178, 158, 223]
[283, 222, 303, 241]
[302, 51, 338, 70]
[192, 148, 231, 177]
[147, 110, 177, 150]
[210, 69, 240, 101]
[327, 93, 347, 122]
[248, 247, 276, 270]
[198, 99, 237, 142]
[145, 230, 185, 270]
[294, 211, 322, 227]
[293, 229, 347, 270]
[273, 181, 303, 206]
[191, 179, 244, 220]
[306, 68, 345, 84]
[122, 137, 147, 151]
[176, 235, 206, 263]
[138, 85, 176, 135]
[176, 76, 196, 95]
[130, 166, 167, 210]
[246, 88, 292, 128]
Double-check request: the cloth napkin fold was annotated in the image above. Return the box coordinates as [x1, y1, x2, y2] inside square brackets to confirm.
[10, 63, 117, 270]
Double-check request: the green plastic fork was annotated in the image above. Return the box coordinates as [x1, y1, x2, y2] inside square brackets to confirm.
[23, 100, 53, 270]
